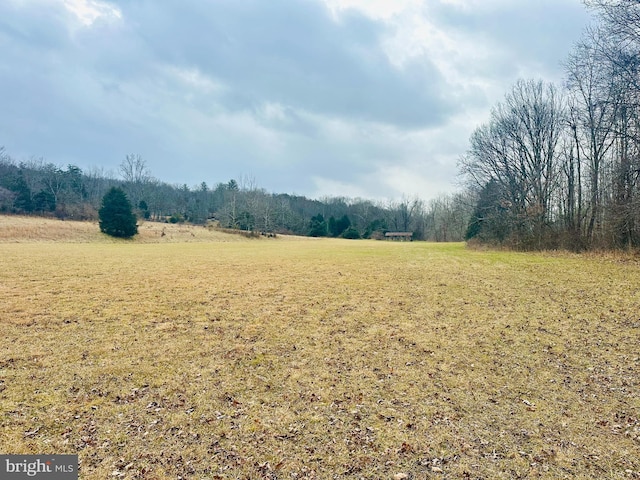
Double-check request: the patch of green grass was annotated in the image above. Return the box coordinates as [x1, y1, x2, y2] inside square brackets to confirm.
[0, 231, 639, 478]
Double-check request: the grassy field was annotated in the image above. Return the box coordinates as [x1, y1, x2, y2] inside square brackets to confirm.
[0, 215, 261, 244]
[0, 216, 639, 479]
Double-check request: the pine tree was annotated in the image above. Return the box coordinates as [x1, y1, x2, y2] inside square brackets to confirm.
[308, 214, 327, 237]
[12, 173, 33, 212]
[99, 187, 138, 238]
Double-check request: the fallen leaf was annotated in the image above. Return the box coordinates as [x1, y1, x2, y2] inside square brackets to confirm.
[24, 427, 41, 437]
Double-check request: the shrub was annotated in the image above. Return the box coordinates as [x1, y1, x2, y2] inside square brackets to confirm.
[341, 227, 361, 239]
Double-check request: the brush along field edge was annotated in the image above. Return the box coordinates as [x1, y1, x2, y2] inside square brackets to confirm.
[0, 215, 300, 243]
[0, 240, 639, 478]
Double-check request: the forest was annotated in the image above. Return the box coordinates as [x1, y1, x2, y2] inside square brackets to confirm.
[0, 150, 471, 241]
[462, 1, 640, 250]
[2, 1, 640, 249]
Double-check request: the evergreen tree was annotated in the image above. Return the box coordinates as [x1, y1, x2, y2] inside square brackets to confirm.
[465, 180, 510, 243]
[341, 226, 361, 239]
[12, 173, 33, 212]
[138, 200, 150, 219]
[328, 216, 338, 237]
[329, 214, 351, 237]
[32, 190, 56, 213]
[99, 187, 138, 238]
[364, 218, 387, 239]
[308, 214, 328, 237]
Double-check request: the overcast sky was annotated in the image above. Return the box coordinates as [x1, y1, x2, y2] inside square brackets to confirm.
[0, 0, 593, 201]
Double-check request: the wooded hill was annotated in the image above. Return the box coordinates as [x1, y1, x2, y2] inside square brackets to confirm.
[0, 151, 471, 241]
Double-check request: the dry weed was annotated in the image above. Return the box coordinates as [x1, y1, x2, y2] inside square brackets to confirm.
[0, 218, 639, 478]
[0, 215, 273, 243]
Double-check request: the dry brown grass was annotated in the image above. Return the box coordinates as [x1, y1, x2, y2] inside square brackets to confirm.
[0, 215, 277, 243]
[0, 216, 639, 479]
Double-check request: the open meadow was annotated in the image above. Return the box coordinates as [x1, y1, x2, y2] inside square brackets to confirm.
[0, 216, 639, 479]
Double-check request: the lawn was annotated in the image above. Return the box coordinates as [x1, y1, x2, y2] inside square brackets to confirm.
[0, 217, 639, 479]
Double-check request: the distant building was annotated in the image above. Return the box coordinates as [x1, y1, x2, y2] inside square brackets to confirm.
[384, 232, 413, 241]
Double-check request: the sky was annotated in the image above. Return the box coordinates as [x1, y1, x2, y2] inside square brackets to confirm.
[0, 0, 593, 202]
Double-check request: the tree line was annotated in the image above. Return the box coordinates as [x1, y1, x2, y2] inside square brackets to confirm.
[461, 0, 640, 250]
[6, 2, 637, 250]
[0, 150, 472, 241]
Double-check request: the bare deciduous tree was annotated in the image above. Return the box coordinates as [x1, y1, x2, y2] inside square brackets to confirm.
[461, 79, 566, 247]
[564, 27, 622, 244]
[119, 154, 151, 210]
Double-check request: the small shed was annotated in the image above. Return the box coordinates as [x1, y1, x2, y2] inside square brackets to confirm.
[384, 232, 413, 241]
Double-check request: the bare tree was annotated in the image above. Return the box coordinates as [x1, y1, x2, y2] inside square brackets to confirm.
[386, 196, 420, 233]
[424, 193, 473, 242]
[119, 154, 151, 209]
[119, 154, 151, 184]
[0, 147, 16, 189]
[461, 79, 566, 247]
[585, 2, 640, 70]
[41, 163, 66, 206]
[564, 27, 623, 244]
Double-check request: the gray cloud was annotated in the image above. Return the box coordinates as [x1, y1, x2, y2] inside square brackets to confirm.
[103, 0, 451, 128]
[427, 0, 591, 81]
[0, 0, 592, 200]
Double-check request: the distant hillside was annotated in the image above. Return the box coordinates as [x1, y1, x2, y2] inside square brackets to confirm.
[0, 215, 275, 243]
[0, 152, 471, 241]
